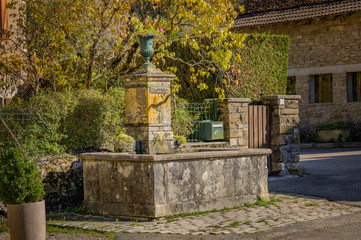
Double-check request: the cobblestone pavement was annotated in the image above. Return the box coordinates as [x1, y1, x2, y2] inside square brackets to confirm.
[47, 193, 361, 235]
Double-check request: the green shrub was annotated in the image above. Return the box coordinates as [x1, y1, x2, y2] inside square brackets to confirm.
[317, 121, 345, 131]
[0, 148, 45, 204]
[1, 88, 125, 155]
[174, 135, 187, 145]
[113, 133, 135, 152]
[345, 122, 361, 142]
[171, 98, 200, 138]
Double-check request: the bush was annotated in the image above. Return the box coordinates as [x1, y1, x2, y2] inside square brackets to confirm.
[0, 148, 45, 204]
[1, 88, 125, 155]
[317, 121, 345, 131]
[171, 98, 200, 138]
[345, 122, 361, 142]
[113, 133, 135, 153]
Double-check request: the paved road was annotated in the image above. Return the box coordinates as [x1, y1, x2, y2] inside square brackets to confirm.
[269, 148, 361, 205]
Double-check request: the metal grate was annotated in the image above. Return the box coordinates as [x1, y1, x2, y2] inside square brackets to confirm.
[186, 100, 218, 142]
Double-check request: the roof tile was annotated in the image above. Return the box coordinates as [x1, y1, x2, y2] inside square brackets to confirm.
[234, 0, 361, 28]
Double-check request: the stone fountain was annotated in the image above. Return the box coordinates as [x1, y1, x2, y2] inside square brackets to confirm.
[80, 35, 271, 218]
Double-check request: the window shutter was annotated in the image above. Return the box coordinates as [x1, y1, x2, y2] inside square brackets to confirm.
[346, 73, 353, 102]
[309, 76, 315, 104]
[1, 0, 8, 40]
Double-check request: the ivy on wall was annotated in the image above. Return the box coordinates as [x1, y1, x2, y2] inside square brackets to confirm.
[230, 33, 290, 100]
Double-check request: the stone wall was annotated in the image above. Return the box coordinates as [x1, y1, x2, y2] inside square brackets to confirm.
[0, 154, 83, 213]
[81, 149, 270, 218]
[34, 154, 83, 210]
[262, 95, 301, 175]
[235, 11, 361, 128]
[218, 98, 250, 148]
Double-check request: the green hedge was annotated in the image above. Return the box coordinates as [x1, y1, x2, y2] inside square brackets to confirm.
[0, 88, 125, 155]
[170, 33, 289, 102]
[229, 34, 290, 100]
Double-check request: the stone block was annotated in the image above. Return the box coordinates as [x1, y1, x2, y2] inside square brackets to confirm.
[229, 130, 243, 138]
[280, 108, 299, 115]
[271, 162, 283, 172]
[272, 135, 288, 145]
[237, 139, 249, 147]
[229, 138, 238, 146]
[229, 114, 241, 124]
[81, 150, 270, 217]
[279, 125, 295, 134]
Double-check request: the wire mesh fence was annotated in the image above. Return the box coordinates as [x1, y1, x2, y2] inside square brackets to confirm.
[0, 111, 53, 157]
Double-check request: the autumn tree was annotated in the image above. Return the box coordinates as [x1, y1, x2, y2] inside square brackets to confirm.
[0, 1, 66, 95]
[1, 0, 246, 98]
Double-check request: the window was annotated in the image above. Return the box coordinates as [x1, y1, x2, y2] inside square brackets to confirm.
[286, 76, 296, 95]
[309, 74, 333, 103]
[0, 0, 8, 41]
[347, 72, 361, 102]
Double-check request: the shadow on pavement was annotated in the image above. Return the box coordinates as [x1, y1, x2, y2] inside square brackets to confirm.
[269, 148, 361, 204]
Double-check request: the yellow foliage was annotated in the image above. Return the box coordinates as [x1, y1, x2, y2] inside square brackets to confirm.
[2, 0, 246, 99]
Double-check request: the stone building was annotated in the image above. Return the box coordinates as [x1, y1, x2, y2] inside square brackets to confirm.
[234, 0, 361, 128]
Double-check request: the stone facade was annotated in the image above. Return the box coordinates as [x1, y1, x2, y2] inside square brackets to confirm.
[262, 95, 301, 175]
[218, 98, 251, 148]
[81, 149, 270, 218]
[235, 11, 361, 128]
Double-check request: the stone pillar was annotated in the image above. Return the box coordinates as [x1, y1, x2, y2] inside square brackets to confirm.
[261, 95, 301, 175]
[218, 98, 251, 148]
[122, 67, 175, 155]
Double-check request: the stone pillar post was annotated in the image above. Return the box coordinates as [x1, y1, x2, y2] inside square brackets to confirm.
[218, 98, 251, 148]
[261, 95, 301, 175]
[122, 67, 175, 155]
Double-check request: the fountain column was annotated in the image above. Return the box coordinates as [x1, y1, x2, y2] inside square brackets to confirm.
[122, 35, 174, 154]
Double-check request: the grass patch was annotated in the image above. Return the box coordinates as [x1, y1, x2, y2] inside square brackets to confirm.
[130, 221, 143, 227]
[0, 226, 8, 232]
[46, 225, 117, 239]
[243, 221, 251, 225]
[166, 218, 177, 223]
[207, 224, 221, 228]
[254, 196, 269, 207]
[305, 202, 318, 207]
[245, 202, 255, 208]
[228, 221, 241, 228]
[164, 208, 219, 221]
[245, 195, 281, 208]
[258, 219, 266, 223]
[269, 196, 282, 203]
